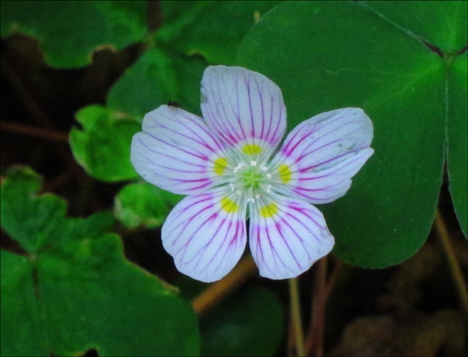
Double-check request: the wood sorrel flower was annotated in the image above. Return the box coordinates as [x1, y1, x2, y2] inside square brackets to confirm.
[131, 66, 374, 282]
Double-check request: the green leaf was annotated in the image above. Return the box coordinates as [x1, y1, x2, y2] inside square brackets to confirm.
[69, 105, 140, 182]
[178, 279, 284, 357]
[447, 53, 468, 236]
[0, 1, 148, 68]
[115, 182, 184, 229]
[1, 250, 49, 357]
[236, 1, 464, 267]
[200, 286, 284, 356]
[107, 46, 208, 119]
[72, 47, 207, 184]
[156, 1, 282, 65]
[1, 167, 200, 356]
[0, 167, 65, 253]
[361, 1, 467, 54]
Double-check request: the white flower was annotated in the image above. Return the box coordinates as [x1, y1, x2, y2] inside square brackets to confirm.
[131, 65, 374, 282]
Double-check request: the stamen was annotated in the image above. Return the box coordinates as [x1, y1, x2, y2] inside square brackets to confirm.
[250, 161, 257, 166]
[233, 162, 245, 173]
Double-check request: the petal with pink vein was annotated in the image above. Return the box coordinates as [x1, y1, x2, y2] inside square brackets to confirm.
[131, 105, 228, 195]
[162, 187, 247, 283]
[249, 193, 334, 279]
[271, 108, 374, 203]
[201, 65, 286, 160]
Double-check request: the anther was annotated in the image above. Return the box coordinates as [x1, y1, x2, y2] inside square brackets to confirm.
[250, 161, 257, 166]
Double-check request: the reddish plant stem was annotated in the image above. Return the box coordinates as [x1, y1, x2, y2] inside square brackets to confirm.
[43, 170, 72, 192]
[1, 120, 69, 143]
[147, 0, 162, 32]
[1, 57, 83, 181]
[305, 257, 328, 356]
[324, 257, 343, 303]
[304, 256, 343, 356]
[191, 256, 257, 316]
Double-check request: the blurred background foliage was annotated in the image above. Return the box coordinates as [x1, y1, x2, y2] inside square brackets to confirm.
[1, 1, 466, 356]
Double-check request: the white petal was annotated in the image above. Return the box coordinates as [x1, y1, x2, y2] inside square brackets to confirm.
[201, 65, 286, 160]
[162, 188, 247, 283]
[249, 194, 334, 279]
[271, 108, 374, 203]
[131, 105, 228, 195]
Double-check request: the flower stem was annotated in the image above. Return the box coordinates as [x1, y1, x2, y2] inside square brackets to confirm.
[287, 317, 295, 357]
[305, 257, 327, 356]
[191, 255, 257, 315]
[324, 256, 342, 303]
[435, 209, 468, 314]
[289, 277, 305, 357]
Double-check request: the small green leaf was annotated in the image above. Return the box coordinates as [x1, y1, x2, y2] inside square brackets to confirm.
[0, 167, 200, 356]
[0, 1, 148, 68]
[156, 1, 282, 65]
[447, 53, 468, 237]
[0, 167, 66, 253]
[115, 182, 184, 229]
[70, 105, 140, 182]
[237, 1, 458, 268]
[107, 46, 208, 119]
